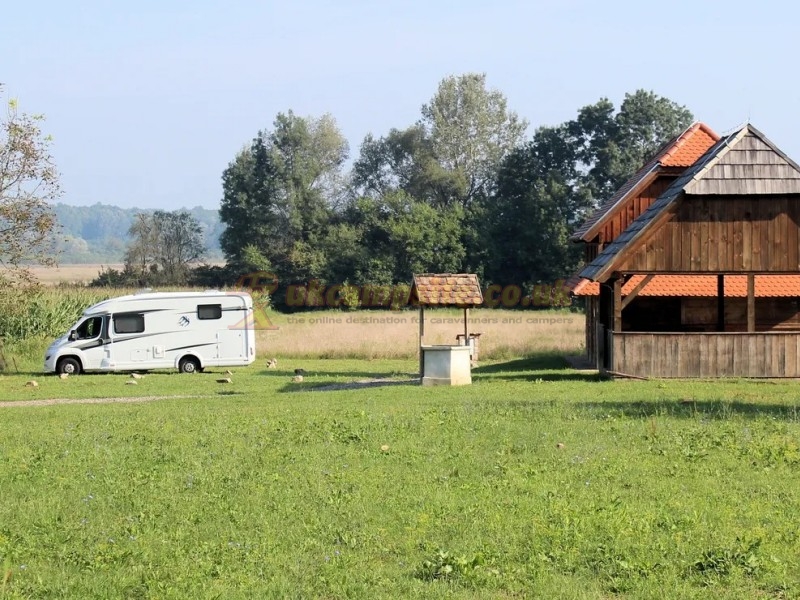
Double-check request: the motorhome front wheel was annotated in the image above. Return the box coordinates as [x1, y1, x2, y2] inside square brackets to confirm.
[58, 357, 82, 376]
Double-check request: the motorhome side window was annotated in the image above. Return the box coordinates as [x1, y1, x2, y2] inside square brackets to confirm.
[197, 304, 222, 320]
[113, 313, 145, 334]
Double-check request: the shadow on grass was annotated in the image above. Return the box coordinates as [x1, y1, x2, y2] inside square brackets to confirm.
[578, 400, 800, 421]
[472, 354, 603, 383]
[256, 369, 416, 379]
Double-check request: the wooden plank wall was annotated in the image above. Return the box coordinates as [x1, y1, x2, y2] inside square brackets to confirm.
[599, 178, 674, 243]
[621, 196, 800, 272]
[613, 332, 800, 377]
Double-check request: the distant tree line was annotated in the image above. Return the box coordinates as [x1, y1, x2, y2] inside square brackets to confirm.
[53, 203, 224, 264]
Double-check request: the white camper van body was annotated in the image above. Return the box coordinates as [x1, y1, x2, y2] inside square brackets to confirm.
[43, 291, 255, 375]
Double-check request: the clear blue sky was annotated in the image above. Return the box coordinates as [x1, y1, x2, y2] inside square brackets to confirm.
[4, 0, 799, 210]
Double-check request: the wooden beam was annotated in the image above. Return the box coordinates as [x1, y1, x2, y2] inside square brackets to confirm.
[717, 274, 725, 332]
[419, 306, 425, 376]
[613, 277, 622, 332]
[747, 274, 755, 332]
[620, 274, 655, 309]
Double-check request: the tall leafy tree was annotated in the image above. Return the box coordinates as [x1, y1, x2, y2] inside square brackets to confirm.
[220, 112, 348, 282]
[154, 210, 205, 281]
[421, 73, 528, 208]
[487, 126, 590, 286]
[0, 91, 61, 286]
[219, 131, 288, 273]
[336, 192, 464, 284]
[569, 90, 694, 200]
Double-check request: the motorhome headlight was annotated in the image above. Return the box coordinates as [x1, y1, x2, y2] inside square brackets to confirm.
[45, 355, 51, 360]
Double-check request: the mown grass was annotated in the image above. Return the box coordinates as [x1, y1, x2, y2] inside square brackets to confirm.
[1, 356, 799, 598]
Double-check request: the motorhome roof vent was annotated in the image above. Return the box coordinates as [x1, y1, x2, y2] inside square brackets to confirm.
[134, 288, 153, 295]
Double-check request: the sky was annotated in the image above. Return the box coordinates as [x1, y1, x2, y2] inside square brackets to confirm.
[3, 0, 800, 210]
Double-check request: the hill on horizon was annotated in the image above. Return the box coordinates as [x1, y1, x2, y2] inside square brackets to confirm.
[51, 203, 224, 264]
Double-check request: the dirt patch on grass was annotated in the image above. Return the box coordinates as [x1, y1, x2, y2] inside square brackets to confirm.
[311, 378, 419, 392]
[0, 395, 206, 408]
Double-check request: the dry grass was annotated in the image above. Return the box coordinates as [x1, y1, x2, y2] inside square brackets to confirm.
[257, 308, 584, 360]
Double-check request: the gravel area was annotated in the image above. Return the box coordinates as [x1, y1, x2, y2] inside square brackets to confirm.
[0, 395, 205, 408]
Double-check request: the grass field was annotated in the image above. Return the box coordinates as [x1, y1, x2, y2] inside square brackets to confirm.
[2, 345, 800, 598]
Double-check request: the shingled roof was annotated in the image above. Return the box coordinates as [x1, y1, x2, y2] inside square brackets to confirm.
[569, 275, 800, 298]
[411, 274, 483, 307]
[570, 122, 719, 242]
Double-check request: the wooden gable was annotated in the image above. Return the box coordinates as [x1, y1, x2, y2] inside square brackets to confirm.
[686, 128, 800, 195]
[596, 176, 676, 244]
[570, 123, 719, 243]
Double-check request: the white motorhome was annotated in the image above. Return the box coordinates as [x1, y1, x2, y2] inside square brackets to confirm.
[44, 291, 256, 375]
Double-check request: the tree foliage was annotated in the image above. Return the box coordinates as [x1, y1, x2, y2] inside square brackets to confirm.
[568, 90, 694, 200]
[421, 73, 528, 207]
[220, 112, 348, 284]
[217, 80, 694, 307]
[0, 92, 61, 286]
[123, 210, 204, 285]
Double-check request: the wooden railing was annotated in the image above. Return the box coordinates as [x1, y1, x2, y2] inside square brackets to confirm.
[612, 331, 800, 378]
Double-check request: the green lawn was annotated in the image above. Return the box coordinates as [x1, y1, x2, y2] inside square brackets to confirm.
[1, 356, 799, 598]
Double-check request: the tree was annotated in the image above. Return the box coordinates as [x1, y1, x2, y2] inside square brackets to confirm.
[220, 112, 348, 283]
[337, 192, 465, 284]
[420, 73, 528, 208]
[124, 210, 204, 284]
[350, 73, 527, 277]
[0, 91, 61, 286]
[154, 210, 205, 281]
[125, 212, 159, 277]
[352, 125, 464, 208]
[569, 90, 694, 201]
[486, 125, 589, 286]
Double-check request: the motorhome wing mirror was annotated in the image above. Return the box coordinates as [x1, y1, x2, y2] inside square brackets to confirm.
[69, 330, 78, 341]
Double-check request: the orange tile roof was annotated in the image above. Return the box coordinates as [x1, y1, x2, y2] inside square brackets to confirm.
[411, 273, 483, 306]
[571, 122, 720, 242]
[569, 275, 800, 297]
[659, 123, 720, 167]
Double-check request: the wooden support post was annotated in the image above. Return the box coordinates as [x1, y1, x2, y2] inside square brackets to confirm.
[464, 307, 469, 342]
[613, 277, 622, 332]
[717, 274, 725, 332]
[747, 274, 755, 332]
[419, 306, 425, 377]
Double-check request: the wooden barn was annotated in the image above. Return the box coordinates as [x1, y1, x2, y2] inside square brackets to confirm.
[568, 122, 800, 377]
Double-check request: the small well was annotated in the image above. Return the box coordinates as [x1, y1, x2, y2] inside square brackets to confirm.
[411, 273, 484, 386]
[421, 344, 472, 386]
